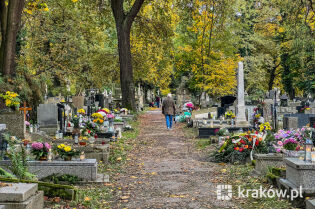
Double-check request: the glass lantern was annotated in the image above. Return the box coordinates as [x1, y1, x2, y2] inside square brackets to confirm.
[305, 139, 313, 162]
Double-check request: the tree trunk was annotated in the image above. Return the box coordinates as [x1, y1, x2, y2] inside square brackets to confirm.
[0, 0, 25, 77]
[110, 0, 144, 111]
[116, 24, 136, 110]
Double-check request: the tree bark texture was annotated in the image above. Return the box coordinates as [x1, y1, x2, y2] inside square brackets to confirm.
[110, 0, 144, 111]
[0, 0, 25, 77]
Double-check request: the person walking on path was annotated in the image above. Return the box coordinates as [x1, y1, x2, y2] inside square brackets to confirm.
[155, 96, 161, 108]
[162, 93, 176, 130]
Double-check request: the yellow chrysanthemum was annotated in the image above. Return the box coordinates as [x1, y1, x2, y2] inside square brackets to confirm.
[78, 109, 85, 114]
[64, 146, 72, 152]
[58, 144, 65, 149]
[5, 99, 11, 106]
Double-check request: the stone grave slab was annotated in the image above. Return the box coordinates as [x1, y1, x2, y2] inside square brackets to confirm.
[0, 183, 43, 209]
[0, 159, 98, 181]
[306, 199, 315, 209]
[280, 158, 315, 194]
[254, 154, 284, 175]
[0, 113, 25, 139]
[114, 122, 125, 130]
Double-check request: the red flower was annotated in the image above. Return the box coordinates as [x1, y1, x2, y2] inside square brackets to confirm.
[239, 148, 244, 152]
[234, 147, 239, 151]
[255, 140, 259, 146]
[240, 139, 246, 144]
[88, 130, 91, 134]
[255, 131, 258, 135]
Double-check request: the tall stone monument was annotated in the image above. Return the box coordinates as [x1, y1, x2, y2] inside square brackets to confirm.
[236, 61, 249, 126]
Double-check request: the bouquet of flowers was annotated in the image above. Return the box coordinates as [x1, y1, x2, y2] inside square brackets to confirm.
[121, 108, 128, 113]
[0, 91, 20, 109]
[259, 122, 272, 133]
[214, 131, 267, 163]
[283, 138, 299, 150]
[225, 111, 235, 119]
[71, 115, 80, 128]
[78, 108, 85, 115]
[55, 144, 79, 160]
[273, 129, 304, 153]
[31, 142, 51, 160]
[91, 113, 104, 119]
[93, 118, 104, 125]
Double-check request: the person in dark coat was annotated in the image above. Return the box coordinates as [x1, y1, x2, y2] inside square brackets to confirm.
[162, 93, 176, 130]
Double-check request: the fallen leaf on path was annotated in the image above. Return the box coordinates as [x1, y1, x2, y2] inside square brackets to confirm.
[121, 196, 130, 200]
[130, 176, 138, 179]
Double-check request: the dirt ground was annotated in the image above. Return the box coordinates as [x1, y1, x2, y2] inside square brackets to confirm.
[111, 109, 234, 209]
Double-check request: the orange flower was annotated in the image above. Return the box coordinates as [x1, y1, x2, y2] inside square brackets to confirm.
[253, 135, 257, 138]
[259, 137, 263, 141]
[235, 147, 239, 151]
[244, 145, 248, 149]
[248, 138, 252, 142]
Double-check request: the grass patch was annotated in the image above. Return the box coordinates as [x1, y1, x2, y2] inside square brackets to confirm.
[224, 164, 296, 209]
[196, 138, 211, 149]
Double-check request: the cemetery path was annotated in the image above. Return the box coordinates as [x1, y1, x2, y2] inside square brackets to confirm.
[111, 110, 234, 209]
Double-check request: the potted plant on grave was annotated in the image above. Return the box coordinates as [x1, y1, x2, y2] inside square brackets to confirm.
[79, 136, 89, 146]
[225, 111, 236, 125]
[71, 115, 80, 136]
[31, 142, 51, 161]
[283, 138, 299, 157]
[0, 91, 20, 113]
[55, 144, 79, 161]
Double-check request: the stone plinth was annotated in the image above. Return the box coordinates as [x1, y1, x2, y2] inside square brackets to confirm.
[254, 154, 284, 175]
[114, 122, 124, 130]
[0, 124, 6, 131]
[0, 183, 43, 209]
[280, 158, 315, 194]
[0, 113, 25, 139]
[306, 199, 315, 209]
[0, 159, 98, 181]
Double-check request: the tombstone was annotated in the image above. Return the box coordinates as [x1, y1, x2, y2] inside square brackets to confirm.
[235, 62, 249, 126]
[263, 99, 274, 122]
[0, 124, 7, 159]
[200, 92, 207, 108]
[268, 90, 276, 99]
[0, 183, 44, 209]
[280, 94, 289, 107]
[37, 104, 58, 136]
[72, 96, 84, 109]
[284, 113, 315, 128]
[310, 117, 315, 128]
[95, 94, 105, 108]
[246, 106, 256, 122]
[280, 158, 315, 196]
[283, 117, 298, 130]
[0, 112, 25, 139]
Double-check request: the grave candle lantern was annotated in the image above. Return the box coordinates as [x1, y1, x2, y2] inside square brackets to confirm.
[80, 151, 85, 161]
[305, 139, 313, 162]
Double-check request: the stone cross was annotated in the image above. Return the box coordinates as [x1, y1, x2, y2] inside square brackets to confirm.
[236, 61, 249, 126]
[19, 102, 32, 121]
